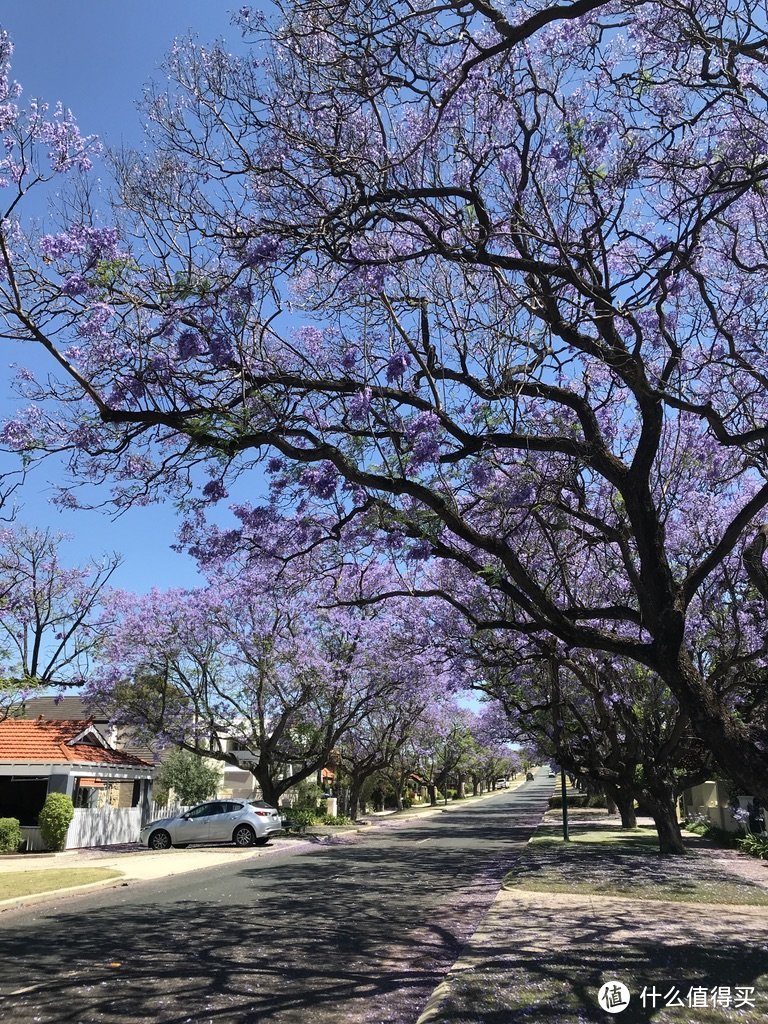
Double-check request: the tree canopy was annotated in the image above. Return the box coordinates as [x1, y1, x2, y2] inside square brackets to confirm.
[2, 5, 768, 798]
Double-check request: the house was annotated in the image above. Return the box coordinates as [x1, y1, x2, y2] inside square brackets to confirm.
[0, 717, 154, 849]
[20, 696, 257, 801]
[18, 695, 159, 765]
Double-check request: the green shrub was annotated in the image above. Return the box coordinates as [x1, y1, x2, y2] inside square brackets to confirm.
[548, 793, 590, 809]
[684, 819, 739, 848]
[282, 809, 317, 832]
[38, 793, 75, 851]
[319, 814, 352, 826]
[293, 781, 324, 813]
[737, 833, 768, 859]
[587, 794, 608, 808]
[154, 748, 221, 805]
[0, 817, 22, 853]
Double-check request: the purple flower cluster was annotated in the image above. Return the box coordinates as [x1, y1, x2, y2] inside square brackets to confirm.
[349, 387, 372, 421]
[386, 351, 411, 383]
[177, 330, 207, 360]
[39, 225, 121, 263]
[300, 461, 338, 500]
[405, 411, 442, 468]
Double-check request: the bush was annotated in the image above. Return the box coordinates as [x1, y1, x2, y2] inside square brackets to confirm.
[737, 833, 768, 859]
[319, 814, 352, 825]
[154, 748, 221, 805]
[282, 809, 317, 833]
[38, 793, 75, 851]
[684, 819, 739, 848]
[548, 793, 590, 809]
[293, 781, 324, 813]
[0, 817, 22, 853]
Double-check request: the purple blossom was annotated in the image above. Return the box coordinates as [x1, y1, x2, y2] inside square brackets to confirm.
[242, 234, 281, 266]
[469, 462, 493, 488]
[40, 225, 121, 262]
[202, 479, 228, 502]
[386, 352, 411, 383]
[406, 539, 432, 561]
[405, 412, 442, 468]
[300, 461, 338, 500]
[76, 302, 114, 339]
[177, 330, 207, 360]
[349, 387, 372, 421]
[340, 350, 357, 372]
[61, 272, 92, 297]
[208, 333, 237, 368]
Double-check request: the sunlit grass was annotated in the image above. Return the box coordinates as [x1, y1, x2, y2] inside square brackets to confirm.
[0, 868, 122, 900]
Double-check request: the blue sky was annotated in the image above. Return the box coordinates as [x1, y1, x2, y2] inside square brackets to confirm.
[0, 2, 269, 592]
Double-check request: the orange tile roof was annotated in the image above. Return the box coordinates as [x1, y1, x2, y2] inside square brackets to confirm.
[0, 718, 153, 768]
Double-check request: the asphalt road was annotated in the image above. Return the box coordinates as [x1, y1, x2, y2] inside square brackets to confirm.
[1, 778, 553, 1024]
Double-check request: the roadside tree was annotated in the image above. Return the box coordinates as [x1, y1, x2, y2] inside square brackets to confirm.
[0, 527, 119, 719]
[4, 7, 768, 797]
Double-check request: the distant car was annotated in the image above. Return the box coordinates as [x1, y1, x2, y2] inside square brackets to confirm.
[548, 771, 557, 778]
[140, 799, 283, 850]
[526, 772, 535, 781]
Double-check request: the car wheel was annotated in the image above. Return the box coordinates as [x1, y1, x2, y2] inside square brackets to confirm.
[148, 829, 172, 850]
[233, 824, 256, 847]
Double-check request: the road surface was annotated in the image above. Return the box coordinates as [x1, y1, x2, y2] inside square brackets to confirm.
[1, 778, 553, 1024]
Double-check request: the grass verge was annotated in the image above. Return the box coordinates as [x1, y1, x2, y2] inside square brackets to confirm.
[504, 824, 768, 905]
[0, 868, 122, 900]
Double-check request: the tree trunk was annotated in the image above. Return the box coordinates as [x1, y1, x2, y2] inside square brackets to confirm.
[349, 780, 362, 821]
[428, 783, 437, 806]
[615, 790, 637, 829]
[644, 789, 687, 855]
[662, 651, 768, 806]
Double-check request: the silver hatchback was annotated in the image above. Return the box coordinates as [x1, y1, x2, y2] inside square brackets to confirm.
[139, 799, 283, 850]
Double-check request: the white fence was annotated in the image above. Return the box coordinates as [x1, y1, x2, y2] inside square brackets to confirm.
[148, 801, 190, 821]
[65, 807, 143, 849]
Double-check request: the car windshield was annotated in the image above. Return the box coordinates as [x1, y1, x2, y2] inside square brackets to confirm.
[249, 800, 275, 809]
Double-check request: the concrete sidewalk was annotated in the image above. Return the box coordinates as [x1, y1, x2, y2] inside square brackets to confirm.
[416, 887, 768, 1023]
[416, 812, 768, 1023]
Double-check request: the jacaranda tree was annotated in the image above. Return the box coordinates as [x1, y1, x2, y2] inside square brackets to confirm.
[2, 6, 768, 797]
[89, 525, 457, 806]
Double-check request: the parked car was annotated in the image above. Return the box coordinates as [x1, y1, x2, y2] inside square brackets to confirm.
[140, 799, 283, 850]
[548, 771, 557, 778]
